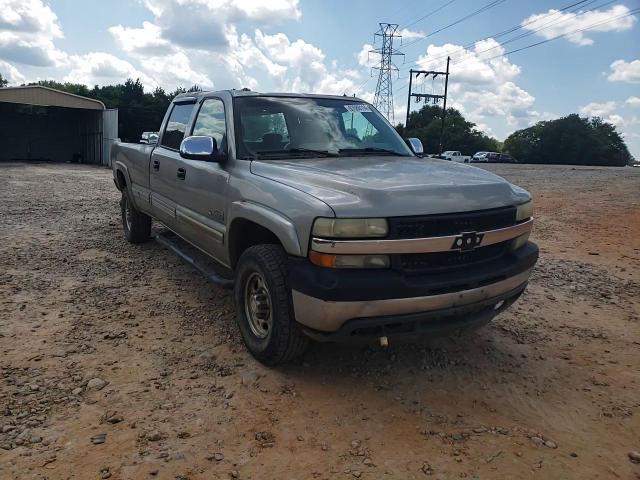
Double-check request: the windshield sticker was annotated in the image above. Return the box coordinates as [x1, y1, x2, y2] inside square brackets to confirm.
[344, 104, 372, 113]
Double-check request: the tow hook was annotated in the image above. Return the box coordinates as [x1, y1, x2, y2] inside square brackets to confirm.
[379, 336, 389, 348]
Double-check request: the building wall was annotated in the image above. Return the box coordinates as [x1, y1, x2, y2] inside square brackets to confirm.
[0, 103, 104, 164]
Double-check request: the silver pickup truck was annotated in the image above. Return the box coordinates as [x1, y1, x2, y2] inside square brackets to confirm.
[112, 90, 538, 365]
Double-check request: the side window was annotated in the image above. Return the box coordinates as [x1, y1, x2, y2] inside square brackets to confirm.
[192, 98, 227, 150]
[161, 103, 194, 150]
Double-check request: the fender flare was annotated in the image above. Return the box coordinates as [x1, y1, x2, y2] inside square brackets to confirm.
[228, 201, 302, 257]
[114, 160, 132, 191]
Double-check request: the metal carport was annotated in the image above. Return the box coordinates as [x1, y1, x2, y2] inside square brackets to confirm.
[0, 85, 118, 166]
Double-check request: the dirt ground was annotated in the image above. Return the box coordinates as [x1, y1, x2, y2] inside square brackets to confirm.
[1, 162, 639, 480]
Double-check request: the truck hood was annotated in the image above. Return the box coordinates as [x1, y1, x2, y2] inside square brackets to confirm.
[250, 156, 530, 217]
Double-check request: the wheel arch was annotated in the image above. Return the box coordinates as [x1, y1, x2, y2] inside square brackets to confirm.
[227, 201, 302, 268]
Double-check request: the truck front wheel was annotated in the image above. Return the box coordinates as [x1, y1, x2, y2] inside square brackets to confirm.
[120, 190, 151, 243]
[234, 244, 309, 365]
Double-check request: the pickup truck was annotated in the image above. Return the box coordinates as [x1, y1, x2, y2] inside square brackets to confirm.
[441, 151, 471, 163]
[111, 90, 538, 365]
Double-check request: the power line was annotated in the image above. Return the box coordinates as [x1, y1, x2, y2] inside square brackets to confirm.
[399, 0, 508, 51]
[453, 6, 640, 66]
[403, 0, 596, 69]
[401, 0, 459, 30]
[394, 3, 638, 97]
[452, 0, 618, 64]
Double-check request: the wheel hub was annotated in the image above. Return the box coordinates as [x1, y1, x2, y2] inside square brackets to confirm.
[244, 272, 272, 339]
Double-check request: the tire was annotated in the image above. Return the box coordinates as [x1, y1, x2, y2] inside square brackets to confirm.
[234, 244, 309, 365]
[120, 190, 151, 243]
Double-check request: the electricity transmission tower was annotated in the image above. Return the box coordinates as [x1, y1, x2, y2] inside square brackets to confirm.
[370, 23, 404, 124]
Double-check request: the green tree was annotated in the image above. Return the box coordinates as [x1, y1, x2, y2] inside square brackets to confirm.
[503, 114, 631, 166]
[397, 105, 499, 155]
[0, 73, 8, 87]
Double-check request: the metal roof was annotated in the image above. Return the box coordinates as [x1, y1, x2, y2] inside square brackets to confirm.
[0, 85, 105, 110]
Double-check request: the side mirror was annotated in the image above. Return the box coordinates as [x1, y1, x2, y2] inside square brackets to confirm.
[179, 136, 223, 162]
[405, 137, 424, 156]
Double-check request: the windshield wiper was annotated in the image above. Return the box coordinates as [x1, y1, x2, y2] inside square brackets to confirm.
[255, 148, 339, 158]
[338, 147, 406, 156]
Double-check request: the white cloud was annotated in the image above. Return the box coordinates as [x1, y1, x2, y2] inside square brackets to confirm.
[141, 51, 213, 90]
[398, 28, 424, 40]
[109, 21, 172, 56]
[579, 100, 617, 118]
[0, 0, 67, 66]
[137, 0, 301, 50]
[521, 4, 637, 47]
[626, 96, 640, 107]
[0, 0, 62, 38]
[253, 28, 355, 94]
[608, 59, 640, 83]
[414, 39, 535, 129]
[0, 58, 25, 83]
[64, 52, 157, 88]
[357, 43, 377, 68]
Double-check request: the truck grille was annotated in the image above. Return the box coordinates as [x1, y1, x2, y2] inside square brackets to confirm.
[388, 207, 517, 274]
[395, 242, 508, 274]
[388, 206, 516, 239]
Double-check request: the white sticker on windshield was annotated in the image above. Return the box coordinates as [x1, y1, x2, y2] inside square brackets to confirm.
[344, 104, 372, 113]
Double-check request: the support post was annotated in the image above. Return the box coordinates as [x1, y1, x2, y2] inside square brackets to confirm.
[439, 56, 450, 155]
[405, 69, 413, 128]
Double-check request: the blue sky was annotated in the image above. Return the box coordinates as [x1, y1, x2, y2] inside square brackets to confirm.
[1, 0, 639, 156]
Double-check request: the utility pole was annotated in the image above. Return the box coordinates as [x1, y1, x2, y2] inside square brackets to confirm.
[405, 56, 450, 154]
[370, 23, 404, 124]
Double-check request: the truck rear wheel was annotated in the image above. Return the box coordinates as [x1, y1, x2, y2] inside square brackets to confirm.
[234, 244, 309, 365]
[120, 190, 151, 243]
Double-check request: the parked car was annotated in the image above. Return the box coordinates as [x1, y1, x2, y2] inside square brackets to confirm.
[140, 131, 159, 144]
[499, 154, 517, 163]
[441, 151, 471, 163]
[112, 90, 538, 365]
[470, 151, 491, 162]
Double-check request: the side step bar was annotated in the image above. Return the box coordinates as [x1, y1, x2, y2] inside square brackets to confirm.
[154, 233, 234, 289]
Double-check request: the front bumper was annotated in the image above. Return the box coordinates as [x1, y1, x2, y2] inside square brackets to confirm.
[288, 241, 538, 336]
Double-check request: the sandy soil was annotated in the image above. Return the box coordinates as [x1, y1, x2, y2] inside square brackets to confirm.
[1, 162, 639, 480]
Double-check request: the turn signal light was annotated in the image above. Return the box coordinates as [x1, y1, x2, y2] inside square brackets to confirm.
[309, 251, 390, 269]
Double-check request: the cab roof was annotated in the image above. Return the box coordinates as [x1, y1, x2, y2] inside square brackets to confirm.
[173, 89, 365, 103]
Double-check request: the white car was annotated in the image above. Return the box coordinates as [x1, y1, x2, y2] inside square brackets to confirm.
[471, 151, 491, 163]
[442, 151, 471, 163]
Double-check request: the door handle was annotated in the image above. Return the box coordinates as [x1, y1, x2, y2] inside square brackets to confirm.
[177, 168, 186, 180]
[152, 160, 160, 171]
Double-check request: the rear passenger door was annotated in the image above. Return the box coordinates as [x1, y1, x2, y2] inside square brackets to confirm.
[172, 97, 230, 264]
[149, 100, 196, 230]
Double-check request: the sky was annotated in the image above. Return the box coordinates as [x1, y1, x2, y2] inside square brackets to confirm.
[1, 0, 639, 157]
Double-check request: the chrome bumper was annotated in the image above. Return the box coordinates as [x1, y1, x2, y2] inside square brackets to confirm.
[311, 218, 533, 255]
[292, 268, 533, 332]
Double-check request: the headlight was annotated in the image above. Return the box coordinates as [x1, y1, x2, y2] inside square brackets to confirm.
[516, 200, 533, 222]
[312, 218, 388, 238]
[309, 251, 390, 269]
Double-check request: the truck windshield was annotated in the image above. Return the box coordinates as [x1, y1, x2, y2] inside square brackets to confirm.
[233, 96, 413, 159]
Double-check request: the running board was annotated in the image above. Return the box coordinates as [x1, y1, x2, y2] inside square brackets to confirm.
[154, 233, 234, 289]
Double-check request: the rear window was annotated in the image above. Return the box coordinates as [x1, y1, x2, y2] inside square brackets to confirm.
[161, 103, 194, 150]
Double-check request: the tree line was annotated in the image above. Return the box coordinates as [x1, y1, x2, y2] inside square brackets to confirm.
[397, 104, 633, 166]
[0, 73, 633, 165]
[0, 74, 200, 143]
